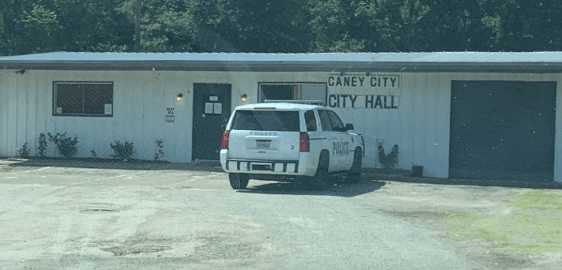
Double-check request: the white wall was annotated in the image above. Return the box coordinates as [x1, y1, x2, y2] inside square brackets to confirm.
[0, 70, 561, 181]
[329, 72, 562, 180]
[0, 70, 329, 163]
[0, 70, 195, 162]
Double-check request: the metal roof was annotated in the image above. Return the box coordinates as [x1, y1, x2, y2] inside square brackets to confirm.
[2, 51, 562, 72]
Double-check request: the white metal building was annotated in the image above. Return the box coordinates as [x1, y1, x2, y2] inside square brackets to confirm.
[0, 52, 561, 182]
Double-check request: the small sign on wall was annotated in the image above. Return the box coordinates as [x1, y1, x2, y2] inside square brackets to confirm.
[205, 102, 223, 115]
[213, 103, 222, 114]
[104, 104, 113, 115]
[165, 107, 176, 123]
[204, 103, 213, 114]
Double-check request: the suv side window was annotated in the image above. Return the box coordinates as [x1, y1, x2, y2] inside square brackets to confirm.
[305, 110, 317, 131]
[318, 110, 333, 131]
[327, 110, 345, 131]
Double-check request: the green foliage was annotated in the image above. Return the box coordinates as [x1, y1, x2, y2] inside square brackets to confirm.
[17, 142, 31, 158]
[38, 133, 48, 158]
[2, 0, 562, 55]
[110, 140, 135, 161]
[378, 144, 399, 169]
[48, 132, 79, 158]
[447, 190, 562, 255]
[153, 139, 164, 161]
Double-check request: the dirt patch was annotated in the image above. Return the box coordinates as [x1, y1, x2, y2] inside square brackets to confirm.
[379, 209, 447, 220]
[101, 244, 171, 256]
[473, 252, 534, 270]
[98, 236, 175, 257]
[189, 235, 264, 262]
[0, 166, 14, 173]
[80, 208, 117, 213]
[154, 185, 193, 191]
[79, 203, 122, 214]
[4, 158, 222, 172]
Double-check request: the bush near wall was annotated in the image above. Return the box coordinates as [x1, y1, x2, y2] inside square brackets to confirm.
[48, 132, 79, 158]
[110, 141, 135, 161]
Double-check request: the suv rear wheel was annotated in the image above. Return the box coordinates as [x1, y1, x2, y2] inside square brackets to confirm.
[312, 151, 333, 188]
[346, 148, 363, 183]
[229, 174, 250, 190]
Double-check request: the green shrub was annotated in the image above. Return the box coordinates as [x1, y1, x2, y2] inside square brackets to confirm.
[154, 139, 165, 161]
[17, 142, 31, 158]
[378, 143, 399, 169]
[48, 132, 79, 158]
[110, 141, 135, 161]
[38, 133, 48, 158]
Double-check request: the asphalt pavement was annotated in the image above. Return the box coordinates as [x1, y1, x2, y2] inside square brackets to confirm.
[0, 162, 515, 269]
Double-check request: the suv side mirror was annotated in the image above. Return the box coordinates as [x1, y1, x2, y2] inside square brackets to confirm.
[345, 123, 354, 131]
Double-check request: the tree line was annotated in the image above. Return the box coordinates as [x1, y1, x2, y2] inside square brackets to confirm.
[1, 0, 561, 55]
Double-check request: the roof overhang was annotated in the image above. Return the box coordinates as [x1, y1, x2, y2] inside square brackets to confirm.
[3, 52, 562, 73]
[2, 61, 562, 73]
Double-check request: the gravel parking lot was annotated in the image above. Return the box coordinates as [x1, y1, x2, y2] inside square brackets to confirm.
[0, 159, 561, 270]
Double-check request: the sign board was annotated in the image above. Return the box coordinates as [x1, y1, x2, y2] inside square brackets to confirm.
[327, 73, 401, 110]
[165, 107, 176, 123]
[328, 74, 400, 89]
[205, 102, 223, 115]
[213, 103, 222, 114]
[205, 103, 214, 114]
[328, 94, 399, 109]
[104, 104, 113, 115]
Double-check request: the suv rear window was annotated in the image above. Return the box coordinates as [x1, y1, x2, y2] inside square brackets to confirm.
[231, 110, 300, 131]
[305, 110, 317, 131]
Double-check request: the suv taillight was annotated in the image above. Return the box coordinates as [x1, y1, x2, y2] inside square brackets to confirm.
[299, 132, 310, 152]
[220, 131, 230, 150]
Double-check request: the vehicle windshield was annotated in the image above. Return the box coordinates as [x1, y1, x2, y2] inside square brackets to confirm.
[231, 110, 300, 132]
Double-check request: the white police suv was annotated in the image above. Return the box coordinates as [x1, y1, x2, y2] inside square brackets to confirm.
[220, 103, 365, 190]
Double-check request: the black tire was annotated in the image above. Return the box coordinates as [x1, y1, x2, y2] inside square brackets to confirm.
[313, 151, 332, 187]
[346, 148, 363, 183]
[229, 174, 250, 190]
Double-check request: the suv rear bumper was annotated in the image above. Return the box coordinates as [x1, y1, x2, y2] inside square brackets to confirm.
[220, 150, 316, 176]
[226, 159, 299, 174]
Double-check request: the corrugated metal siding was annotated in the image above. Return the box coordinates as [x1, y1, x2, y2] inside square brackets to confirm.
[331, 72, 562, 179]
[331, 72, 452, 178]
[0, 71, 193, 162]
[0, 70, 561, 181]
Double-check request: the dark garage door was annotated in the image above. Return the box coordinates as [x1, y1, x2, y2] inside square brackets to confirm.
[450, 81, 556, 181]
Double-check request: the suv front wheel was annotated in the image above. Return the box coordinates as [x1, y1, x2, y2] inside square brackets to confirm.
[229, 174, 250, 190]
[346, 148, 363, 183]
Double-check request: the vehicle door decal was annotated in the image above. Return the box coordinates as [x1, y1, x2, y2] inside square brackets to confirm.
[332, 141, 350, 156]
